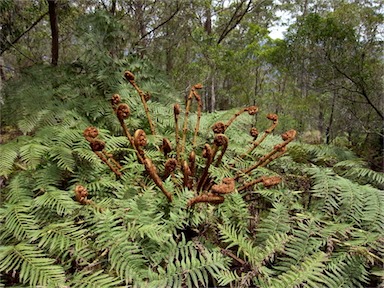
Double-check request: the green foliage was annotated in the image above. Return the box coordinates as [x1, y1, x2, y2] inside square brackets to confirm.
[0, 61, 383, 288]
[0, 244, 66, 287]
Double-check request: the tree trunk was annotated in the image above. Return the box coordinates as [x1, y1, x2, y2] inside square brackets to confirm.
[110, 0, 117, 15]
[48, 0, 59, 66]
[135, 0, 147, 57]
[326, 90, 337, 144]
[210, 73, 216, 112]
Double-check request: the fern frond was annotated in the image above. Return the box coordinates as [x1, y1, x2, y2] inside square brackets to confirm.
[149, 236, 227, 288]
[325, 253, 370, 287]
[334, 159, 384, 188]
[4, 173, 34, 204]
[49, 146, 75, 172]
[308, 167, 341, 215]
[256, 202, 292, 242]
[0, 142, 19, 177]
[260, 252, 329, 288]
[277, 220, 323, 271]
[0, 243, 66, 287]
[218, 224, 259, 266]
[17, 110, 53, 134]
[108, 240, 148, 285]
[19, 142, 49, 169]
[2, 202, 40, 241]
[33, 187, 78, 216]
[70, 269, 123, 288]
[32, 164, 63, 189]
[35, 222, 95, 264]
[216, 192, 250, 233]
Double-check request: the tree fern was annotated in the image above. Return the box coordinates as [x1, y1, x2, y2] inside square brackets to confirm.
[1, 59, 383, 288]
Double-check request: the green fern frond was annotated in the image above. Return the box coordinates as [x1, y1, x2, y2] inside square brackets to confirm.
[32, 164, 63, 189]
[4, 174, 34, 204]
[260, 252, 329, 288]
[2, 202, 40, 241]
[17, 110, 53, 134]
[70, 269, 123, 288]
[257, 202, 292, 242]
[0, 243, 66, 287]
[218, 224, 259, 266]
[19, 142, 49, 169]
[0, 142, 19, 177]
[73, 147, 101, 165]
[277, 220, 323, 271]
[35, 222, 95, 264]
[33, 187, 78, 216]
[308, 167, 341, 215]
[217, 193, 250, 233]
[215, 270, 242, 287]
[108, 241, 148, 285]
[325, 253, 370, 287]
[334, 160, 384, 188]
[149, 236, 227, 288]
[49, 146, 75, 172]
[86, 176, 125, 199]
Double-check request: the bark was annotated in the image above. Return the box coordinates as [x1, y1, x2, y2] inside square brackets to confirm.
[110, 0, 117, 15]
[48, 0, 59, 66]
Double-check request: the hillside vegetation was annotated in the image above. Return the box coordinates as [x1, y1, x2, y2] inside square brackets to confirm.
[0, 59, 383, 287]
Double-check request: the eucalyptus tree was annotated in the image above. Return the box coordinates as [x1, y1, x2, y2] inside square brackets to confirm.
[270, 1, 383, 167]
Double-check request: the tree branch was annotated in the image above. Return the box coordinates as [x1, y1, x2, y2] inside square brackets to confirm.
[133, 3, 180, 47]
[217, 0, 253, 44]
[0, 11, 49, 56]
[326, 52, 383, 120]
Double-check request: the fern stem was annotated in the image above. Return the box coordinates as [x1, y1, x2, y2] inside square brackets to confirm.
[124, 71, 156, 135]
[240, 116, 278, 160]
[95, 151, 122, 177]
[225, 106, 259, 131]
[236, 146, 282, 180]
[237, 176, 264, 192]
[181, 87, 194, 154]
[225, 107, 247, 130]
[119, 119, 145, 164]
[221, 248, 247, 266]
[192, 90, 203, 149]
[144, 158, 172, 202]
[197, 144, 218, 191]
[187, 193, 224, 207]
[174, 104, 181, 164]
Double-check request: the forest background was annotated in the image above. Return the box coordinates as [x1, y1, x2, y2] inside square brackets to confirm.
[1, 0, 383, 169]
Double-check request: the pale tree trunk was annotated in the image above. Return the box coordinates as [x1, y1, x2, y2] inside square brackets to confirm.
[204, 3, 216, 112]
[48, 0, 59, 66]
[326, 90, 337, 144]
[210, 74, 216, 112]
[135, 0, 147, 57]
